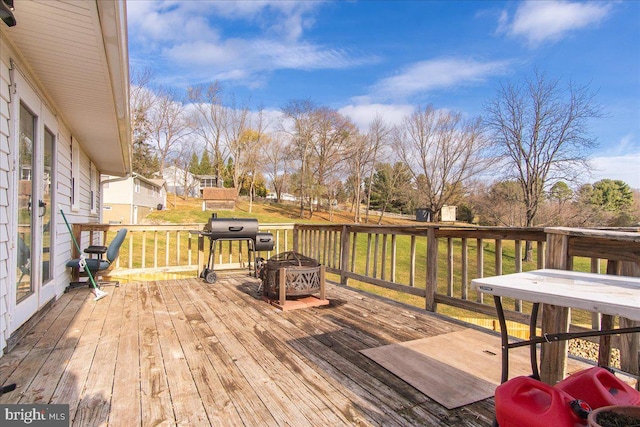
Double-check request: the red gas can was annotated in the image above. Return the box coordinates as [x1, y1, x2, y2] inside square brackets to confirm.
[556, 366, 640, 409]
[495, 376, 588, 427]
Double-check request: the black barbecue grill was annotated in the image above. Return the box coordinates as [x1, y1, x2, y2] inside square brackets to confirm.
[192, 213, 274, 283]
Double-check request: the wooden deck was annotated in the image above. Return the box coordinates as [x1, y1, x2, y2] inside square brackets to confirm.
[0, 274, 496, 426]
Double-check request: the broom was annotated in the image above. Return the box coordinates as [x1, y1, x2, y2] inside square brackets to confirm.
[59, 205, 108, 301]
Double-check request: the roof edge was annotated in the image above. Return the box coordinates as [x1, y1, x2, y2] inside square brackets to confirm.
[96, 0, 132, 176]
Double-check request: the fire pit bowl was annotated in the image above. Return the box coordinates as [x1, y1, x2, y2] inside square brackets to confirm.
[261, 251, 321, 299]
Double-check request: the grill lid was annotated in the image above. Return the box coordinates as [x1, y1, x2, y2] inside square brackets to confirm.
[203, 213, 258, 239]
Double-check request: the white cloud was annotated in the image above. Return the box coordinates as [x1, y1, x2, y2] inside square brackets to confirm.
[127, 0, 372, 86]
[163, 38, 373, 86]
[338, 103, 414, 131]
[501, 1, 612, 47]
[589, 153, 640, 189]
[371, 58, 511, 101]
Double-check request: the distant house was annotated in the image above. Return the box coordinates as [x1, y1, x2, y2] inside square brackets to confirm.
[203, 188, 238, 210]
[162, 166, 200, 197]
[197, 175, 221, 197]
[102, 174, 167, 224]
[266, 192, 298, 203]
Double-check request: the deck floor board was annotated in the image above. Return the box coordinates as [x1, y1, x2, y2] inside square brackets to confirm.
[0, 274, 498, 426]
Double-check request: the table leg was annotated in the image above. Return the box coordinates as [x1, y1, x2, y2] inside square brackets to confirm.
[530, 303, 540, 380]
[494, 296, 509, 383]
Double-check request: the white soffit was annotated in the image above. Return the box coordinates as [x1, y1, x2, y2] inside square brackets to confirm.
[3, 0, 131, 176]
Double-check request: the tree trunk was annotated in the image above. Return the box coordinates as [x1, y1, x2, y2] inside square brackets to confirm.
[524, 214, 534, 261]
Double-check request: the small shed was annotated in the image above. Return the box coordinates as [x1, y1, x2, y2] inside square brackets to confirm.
[203, 187, 237, 210]
[441, 206, 457, 222]
[415, 206, 457, 223]
[415, 208, 433, 222]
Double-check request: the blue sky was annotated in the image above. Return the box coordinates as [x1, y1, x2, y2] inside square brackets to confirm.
[127, 0, 640, 188]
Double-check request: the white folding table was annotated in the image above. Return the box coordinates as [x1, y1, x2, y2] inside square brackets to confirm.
[471, 269, 640, 383]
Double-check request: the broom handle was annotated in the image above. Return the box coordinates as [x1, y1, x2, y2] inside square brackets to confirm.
[58, 205, 99, 290]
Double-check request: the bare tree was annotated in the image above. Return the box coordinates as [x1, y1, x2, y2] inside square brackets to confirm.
[264, 132, 292, 202]
[395, 105, 486, 221]
[364, 115, 392, 223]
[484, 70, 602, 259]
[130, 68, 154, 128]
[224, 97, 251, 196]
[241, 108, 269, 212]
[147, 86, 192, 173]
[471, 180, 527, 226]
[311, 107, 356, 219]
[187, 82, 228, 187]
[281, 99, 317, 219]
[344, 132, 370, 222]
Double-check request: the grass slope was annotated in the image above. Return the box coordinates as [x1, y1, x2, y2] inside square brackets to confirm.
[144, 197, 416, 225]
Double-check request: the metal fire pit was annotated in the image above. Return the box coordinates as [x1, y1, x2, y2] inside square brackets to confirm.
[260, 251, 321, 299]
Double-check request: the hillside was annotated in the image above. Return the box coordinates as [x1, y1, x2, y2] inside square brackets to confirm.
[143, 197, 417, 226]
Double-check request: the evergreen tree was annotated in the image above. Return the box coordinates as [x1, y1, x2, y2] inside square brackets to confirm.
[199, 151, 213, 175]
[589, 179, 633, 212]
[131, 105, 160, 177]
[188, 152, 200, 175]
[132, 141, 160, 178]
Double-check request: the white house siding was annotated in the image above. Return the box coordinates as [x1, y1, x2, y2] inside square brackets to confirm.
[136, 179, 166, 210]
[103, 175, 166, 224]
[55, 130, 104, 279]
[0, 35, 105, 355]
[103, 176, 134, 205]
[0, 38, 12, 355]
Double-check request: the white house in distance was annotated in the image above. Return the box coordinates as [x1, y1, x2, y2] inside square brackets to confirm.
[102, 173, 167, 224]
[0, 1, 131, 355]
[266, 192, 298, 203]
[161, 165, 200, 198]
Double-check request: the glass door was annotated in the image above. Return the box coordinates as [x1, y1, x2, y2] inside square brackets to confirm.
[12, 71, 56, 331]
[16, 103, 36, 303]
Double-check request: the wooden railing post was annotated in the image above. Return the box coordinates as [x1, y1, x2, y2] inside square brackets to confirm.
[447, 238, 454, 297]
[598, 260, 619, 367]
[620, 261, 640, 390]
[426, 227, 438, 312]
[461, 237, 468, 300]
[541, 231, 571, 385]
[476, 238, 484, 303]
[293, 226, 299, 253]
[197, 235, 204, 272]
[340, 225, 350, 286]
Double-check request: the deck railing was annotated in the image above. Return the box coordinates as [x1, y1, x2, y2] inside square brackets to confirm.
[293, 224, 548, 324]
[70, 223, 293, 275]
[72, 222, 639, 385]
